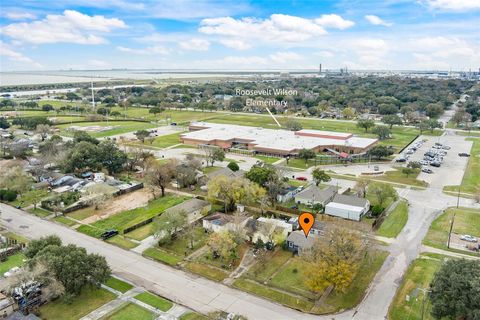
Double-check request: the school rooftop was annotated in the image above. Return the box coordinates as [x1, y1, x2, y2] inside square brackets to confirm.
[181, 122, 378, 156]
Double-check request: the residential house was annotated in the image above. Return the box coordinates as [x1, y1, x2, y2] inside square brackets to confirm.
[164, 198, 211, 223]
[202, 212, 250, 233]
[286, 231, 319, 254]
[294, 185, 337, 207]
[324, 194, 370, 221]
[276, 186, 299, 203]
[246, 217, 293, 245]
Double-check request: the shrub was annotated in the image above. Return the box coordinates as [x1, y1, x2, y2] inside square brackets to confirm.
[227, 161, 240, 172]
[371, 204, 384, 217]
[0, 189, 18, 202]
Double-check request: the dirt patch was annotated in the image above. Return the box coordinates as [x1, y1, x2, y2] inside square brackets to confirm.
[82, 188, 153, 224]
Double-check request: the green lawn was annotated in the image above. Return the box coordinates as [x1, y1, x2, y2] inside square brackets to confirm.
[233, 278, 314, 312]
[202, 166, 222, 174]
[389, 254, 445, 320]
[134, 292, 173, 311]
[246, 249, 292, 282]
[124, 223, 154, 241]
[142, 247, 182, 266]
[286, 179, 308, 188]
[423, 207, 480, 254]
[370, 168, 428, 187]
[27, 207, 52, 217]
[443, 138, 480, 194]
[88, 195, 189, 234]
[377, 200, 409, 238]
[184, 262, 230, 282]
[53, 215, 77, 227]
[179, 312, 209, 320]
[106, 235, 138, 250]
[158, 226, 208, 256]
[255, 155, 281, 164]
[56, 121, 157, 138]
[0, 253, 26, 275]
[104, 277, 134, 293]
[132, 132, 183, 149]
[269, 258, 318, 299]
[39, 286, 116, 320]
[11, 189, 49, 207]
[76, 224, 104, 238]
[104, 303, 155, 320]
[67, 206, 98, 221]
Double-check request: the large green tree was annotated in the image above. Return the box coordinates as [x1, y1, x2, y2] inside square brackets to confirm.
[312, 168, 331, 186]
[429, 259, 480, 320]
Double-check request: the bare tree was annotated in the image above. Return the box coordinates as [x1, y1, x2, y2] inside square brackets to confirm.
[85, 184, 114, 210]
[354, 178, 370, 198]
[145, 159, 175, 197]
[36, 124, 51, 141]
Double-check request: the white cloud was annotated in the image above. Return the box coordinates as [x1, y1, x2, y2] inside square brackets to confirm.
[364, 15, 392, 27]
[219, 39, 251, 50]
[87, 59, 110, 68]
[5, 12, 36, 20]
[0, 41, 42, 68]
[179, 38, 210, 51]
[1, 10, 127, 44]
[269, 52, 302, 64]
[315, 14, 355, 30]
[424, 0, 480, 11]
[199, 14, 328, 45]
[117, 45, 170, 55]
[316, 50, 335, 58]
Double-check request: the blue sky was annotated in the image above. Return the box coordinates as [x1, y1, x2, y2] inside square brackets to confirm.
[0, 0, 479, 71]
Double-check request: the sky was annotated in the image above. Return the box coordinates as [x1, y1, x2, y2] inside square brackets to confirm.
[0, 0, 479, 71]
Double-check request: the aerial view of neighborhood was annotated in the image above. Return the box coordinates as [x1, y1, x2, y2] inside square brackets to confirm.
[0, 1, 479, 320]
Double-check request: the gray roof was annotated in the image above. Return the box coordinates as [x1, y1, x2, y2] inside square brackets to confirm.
[206, 167, 236, 179]
[331, 194, 368, 207]
[295, 185, 337, 202]
[7, 312, 40, 320]
[164, 198, 210, 215]
[286, 230, 317, 249]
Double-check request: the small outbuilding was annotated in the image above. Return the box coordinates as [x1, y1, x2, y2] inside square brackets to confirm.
[324, 194, 370, 221]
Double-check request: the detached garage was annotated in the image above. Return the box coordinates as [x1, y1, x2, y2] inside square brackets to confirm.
[324, 194, 370, 221]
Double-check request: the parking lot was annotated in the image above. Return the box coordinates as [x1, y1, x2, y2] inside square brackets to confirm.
[395, 133, 473, 189]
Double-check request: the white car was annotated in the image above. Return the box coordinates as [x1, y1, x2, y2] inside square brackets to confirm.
[3, 267, 21, 278]
[460, 235, 478, 242]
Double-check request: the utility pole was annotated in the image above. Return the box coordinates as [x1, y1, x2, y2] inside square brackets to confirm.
[447, 210, 456, 248]
[91, 81, 95, 111]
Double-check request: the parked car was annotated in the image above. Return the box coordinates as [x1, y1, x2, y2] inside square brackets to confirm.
[458, 153, 471, 157]
[422, 168, 433, 174]
[374, 165, 379, 171]
[442, 146, 451, 150]
[430, 162, 441, 167]
[396, 157, 406, 162]
[460, 235, 478, 242]
[101, 230, 119, 240]
[296, 176, 308, 181]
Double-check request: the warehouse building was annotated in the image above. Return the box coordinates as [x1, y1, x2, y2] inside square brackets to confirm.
[324, 194, 370, 221]
[180, 122, 378, 157]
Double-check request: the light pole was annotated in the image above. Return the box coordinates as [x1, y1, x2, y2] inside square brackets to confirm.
[447, 210, 456, 248]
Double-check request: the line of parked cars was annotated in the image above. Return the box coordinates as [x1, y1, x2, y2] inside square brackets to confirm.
[396, 139, 426, 163]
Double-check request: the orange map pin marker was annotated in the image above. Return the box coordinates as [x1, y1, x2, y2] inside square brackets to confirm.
[299, 212, 315, 237]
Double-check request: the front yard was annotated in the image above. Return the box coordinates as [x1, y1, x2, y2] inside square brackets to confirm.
[104, 303, 155, 320]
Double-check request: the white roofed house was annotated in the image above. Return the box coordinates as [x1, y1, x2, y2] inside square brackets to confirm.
[324, 194, 370, 221]
[202, 212, 250, 233]
[294, 185, 337, 207]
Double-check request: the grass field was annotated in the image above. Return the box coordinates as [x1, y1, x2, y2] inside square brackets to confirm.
[370, 168, 428, 187]
[28, 207, 52, 217]
[125, 223, 154, 241]
[443, 138, 480, 195]
[87, 195, 189, 234]
[39, 286, 116, 320]
[130, 132, 183, 149]
[11, 189, 49, 207]
[179, 312, 209, 320]
[184, 262, 230, 282]
[376, 200, 409, 238]
[423, 207, 480, 254]
[67, 206, 98, 220]
[105, 303, 155, 320]
[142, 247, 183, 266]
[53, 215, 77, 226]
[56, 121, 157, 138]
[0, 253, 25, 275]
[105, 277, 133, 293]
[389, 254, 445, 320]
[134, 291, 173, 311]
[255, 155, 281, 164]
[106, 235, 138, 250]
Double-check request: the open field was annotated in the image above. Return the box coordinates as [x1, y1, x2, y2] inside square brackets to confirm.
[39, 286, 116, 320]
[56, 121, 157, 138]
[134, 291, 173, 312]
[443, 138, 480, 195]
[84, 195, 189, 235]
[129, 132, 183, 149]
[368, 168, 428, 188]
[125, 223, 154, 241]
[104, 303, 155, 320]
[376, 200, 409, 238]
[423, 207, 480, 254]
[255, 155, 280, 164]
[389, 254, 445, 320]
[53, 215, 77, 226]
